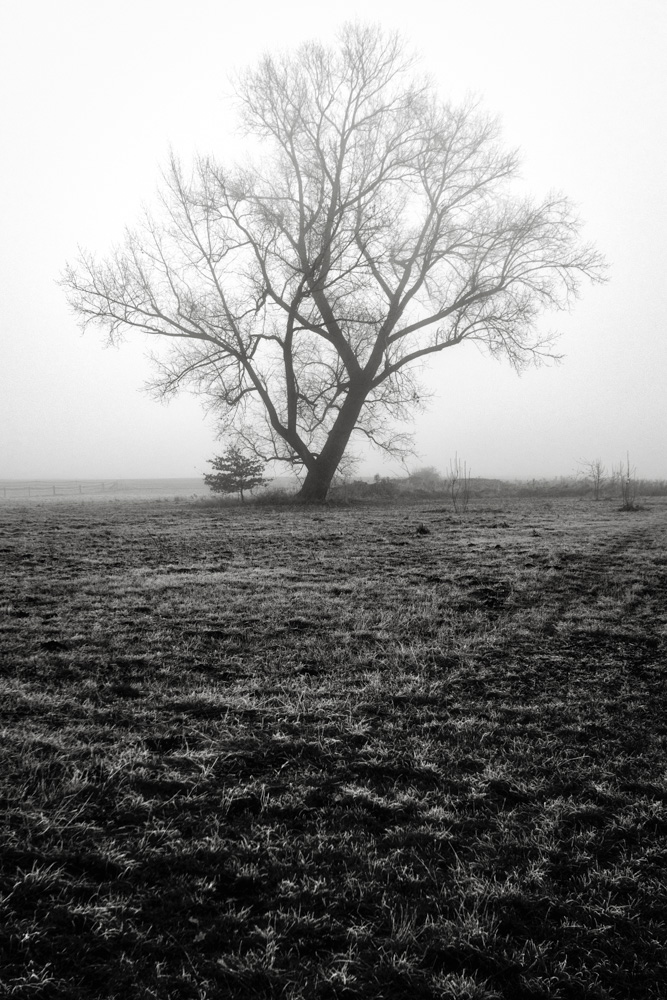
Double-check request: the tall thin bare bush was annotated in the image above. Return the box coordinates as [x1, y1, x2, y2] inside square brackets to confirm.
[447, 454, 471, 513]
[616, 453, 638, 511]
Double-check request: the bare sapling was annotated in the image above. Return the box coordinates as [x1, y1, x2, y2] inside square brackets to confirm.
[447, 454, 471, 513]
[616, 453, 638, 511]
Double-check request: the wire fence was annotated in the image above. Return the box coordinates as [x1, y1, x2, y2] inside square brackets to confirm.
[0, 479, 206, 501]
[0, 481, 119, 500]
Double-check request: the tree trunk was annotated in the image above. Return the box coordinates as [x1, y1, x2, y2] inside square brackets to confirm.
[295, 386, 369, 502]
[297, 462, 337, 502]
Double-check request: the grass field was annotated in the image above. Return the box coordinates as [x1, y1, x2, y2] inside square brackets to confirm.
[1, 495, 666, 999]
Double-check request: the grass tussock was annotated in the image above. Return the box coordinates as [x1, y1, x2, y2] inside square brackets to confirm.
[1, 496, 666, 998]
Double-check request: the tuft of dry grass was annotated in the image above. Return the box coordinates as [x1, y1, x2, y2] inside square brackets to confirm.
[1, 495, 666, 998]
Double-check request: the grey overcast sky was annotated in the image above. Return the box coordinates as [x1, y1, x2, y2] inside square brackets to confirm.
[1, 0, 665, 481]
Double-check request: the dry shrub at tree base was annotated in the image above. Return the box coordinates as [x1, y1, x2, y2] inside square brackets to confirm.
[1, 496, 666, 998]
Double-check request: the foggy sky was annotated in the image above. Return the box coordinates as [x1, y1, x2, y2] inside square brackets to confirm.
[1, 0, 665, 481]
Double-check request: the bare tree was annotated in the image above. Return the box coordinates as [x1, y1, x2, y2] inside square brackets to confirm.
[62, 24, 606, 502]
[580, 457, 606, 499]
[446, 454, 472, 513]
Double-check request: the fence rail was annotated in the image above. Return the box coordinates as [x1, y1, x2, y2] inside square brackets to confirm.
[0, 479, 206, 501]
[0, 481, 120, 499]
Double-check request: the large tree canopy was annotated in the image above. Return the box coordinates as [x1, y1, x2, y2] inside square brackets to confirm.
[63, 24, 606, 501]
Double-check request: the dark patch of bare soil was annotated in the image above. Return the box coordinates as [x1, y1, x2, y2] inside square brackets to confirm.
[1, 496, 666, 998]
